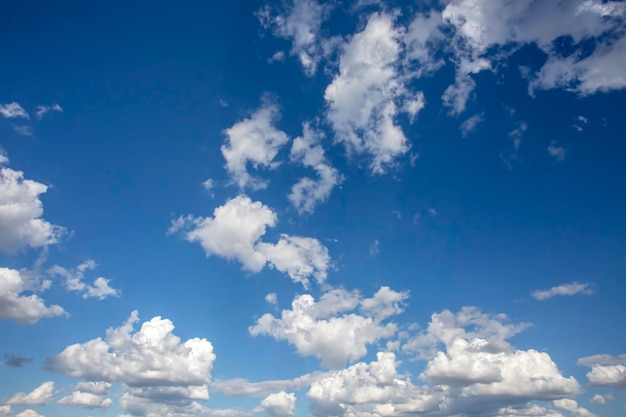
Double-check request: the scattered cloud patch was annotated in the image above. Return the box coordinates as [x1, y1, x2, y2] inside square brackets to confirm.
[548, 141, 566, 161]
[0, 102, 29, 119]
[578, 353, 626, 389]
[288, 123, 343, 214]
[460, 113, 484, 137]
[265, 292, 278, 305]
[531, 282, 592, 300]
[369, 239, 379, 257]
[35, 104, 62, 119]
[2, 353, 33, 367]
[48, 260, 120, 300]
[261, 391, 296, 417]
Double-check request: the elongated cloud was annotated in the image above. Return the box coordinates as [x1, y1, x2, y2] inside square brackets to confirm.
[531, 282, 593, 300]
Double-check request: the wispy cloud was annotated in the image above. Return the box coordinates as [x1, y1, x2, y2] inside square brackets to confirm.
[547, 141, 566, 161]
[531, 282, 593, 300]
[35, 104, 63, 119]
[0, 102, 29, 119]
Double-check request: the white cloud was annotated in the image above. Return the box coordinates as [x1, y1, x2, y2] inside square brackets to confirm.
[212, 372, 325, 398]
[221, 101, 289, 190]
[258, 0, 332, 75]
[203, 179, 214, 191]
[577, 354, 626, 389]
[169, 195, 330, 287]
[35, 104, 63, 119]
[14, 410, 44, 417]
[13, 126, 33, 137]
[57, 391, 112, 409]
[403, 306, 531, 360]
[46, 310, 216, 394]
[0, 267, 67, 324]
[48, 260, 120, 300]
[308, 307, 581, 417]
[442, 72, 477, 115]
[590, 394, 606, 405]
[0, 102, 29, 119]
[249, 287, 407, 368]
[325, 13, 410, 174]
[460, 113, 484, 137]
[6, 381, 55, 406]
[403, 91, 426, 123]
[261, 391, 296, 417]
[0, 164, 65, 253]
[288, 123, 343, 215]
[553, 399, 599, 417]
[265, 292, 278, 305]
[547, 141, 566, 161]
[369, 239, 379, 257]
[531, 282, 592, 300]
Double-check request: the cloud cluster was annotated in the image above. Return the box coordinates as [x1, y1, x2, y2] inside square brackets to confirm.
[46, 311, 216, 414]
[48, 260, 120, 300]
[249, 287, 409, 367]
[170, 195, 330, 287]
[578, 353, 626, 389]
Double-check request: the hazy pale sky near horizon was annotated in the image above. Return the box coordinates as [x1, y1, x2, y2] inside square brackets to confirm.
[1, 1, 625, 417]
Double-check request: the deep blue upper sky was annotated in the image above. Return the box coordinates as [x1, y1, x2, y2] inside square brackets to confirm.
[1, 1, 625, 417]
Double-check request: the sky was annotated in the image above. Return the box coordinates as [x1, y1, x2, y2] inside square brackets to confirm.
[0, 1, 625, 416]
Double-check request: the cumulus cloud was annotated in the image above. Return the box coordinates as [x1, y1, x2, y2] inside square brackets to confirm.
[14, 410, 44, 417]
[0, 160, 65, 253]
[6, 381, 55, 407]
[258, 0, 332, 75]
[577, 353, 626, 389]
[308, 308, 580, 417]
[249, 287, 408, 368]
[325, 13, 411, 174]
[288, 123, 343, 214]
[221, 101, 289, 190]
[47, 260, 120, 300]
[46, 310, 216, 403]
[212, 372, 325, 398]
[35, 104, 62, 119]
[403, 306, 531, 360]
[261, 391, 296, 417]
[0, 102, 29, 119]
[531, 282, 592, 300]
[169, 195, 330, 287]
[0, 267, 67, 324]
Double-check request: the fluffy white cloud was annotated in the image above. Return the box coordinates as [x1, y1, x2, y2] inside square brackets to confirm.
[48, 260, 120, 300]
[0, 267, 66, 324]
[221, 101, 289, 190]
[261, 391, 296, 417]
[403, 306, 531, 359]
[57, 391, 112, 409]
[169, 195, 330, 287]
[288, 123, 343, 214]
[35, 104, 62, 119]
[46, 310, 216, 393]
[553, 399, 599, 417]
[531, 282, 592, 300]
[6, 381, 55, 407]
[0, 162, 65, 253]
[249, 287, 407, 368]
[14, 410, 44, 417]
[325, 13, 411, 174]
[0, 102, 29, 119]
[258, 0, 332, 75]
[308, 307, 581, 417]
[577, 353, 626, 389]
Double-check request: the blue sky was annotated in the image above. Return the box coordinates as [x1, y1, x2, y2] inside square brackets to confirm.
[1, 1, 625, 416]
